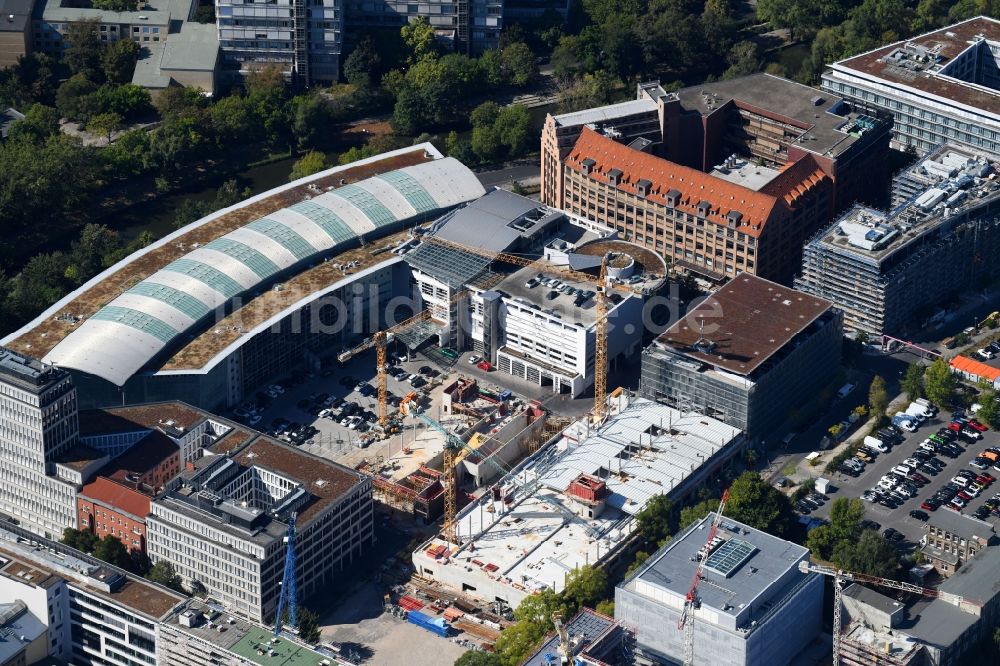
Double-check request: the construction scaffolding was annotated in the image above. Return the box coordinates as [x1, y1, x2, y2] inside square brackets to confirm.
[373, 466, 446, 521]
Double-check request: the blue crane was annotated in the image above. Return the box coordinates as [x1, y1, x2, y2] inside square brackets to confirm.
[273, 513, 299, 635]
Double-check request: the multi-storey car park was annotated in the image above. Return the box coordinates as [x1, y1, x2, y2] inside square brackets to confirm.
[822, 16, 1000, 154]
[411, 393, 746, 608]
[1, 144, 486, 412]
[795, 143, 1000, 336]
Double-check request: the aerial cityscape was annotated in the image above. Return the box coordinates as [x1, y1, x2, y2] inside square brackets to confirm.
[5, 2, 1000, 665]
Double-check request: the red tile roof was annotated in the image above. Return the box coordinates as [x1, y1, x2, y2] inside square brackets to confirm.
[567, 128, 775, 237]
[950, 355, 1000, 382]
[566, 127, 830, 238]
[79, 476, 151, 520]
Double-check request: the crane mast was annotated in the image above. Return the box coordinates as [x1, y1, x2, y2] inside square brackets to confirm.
[797, 560, 975, 664]
[678, 489, 730, 666]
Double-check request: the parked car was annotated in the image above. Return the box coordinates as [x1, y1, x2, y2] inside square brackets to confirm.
[971, 458, 990, 470]
[909, 509, 929, 521]
[921, 499, 940, 511]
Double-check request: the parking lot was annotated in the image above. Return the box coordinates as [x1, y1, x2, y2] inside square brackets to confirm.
[808, 406, 1000, 553]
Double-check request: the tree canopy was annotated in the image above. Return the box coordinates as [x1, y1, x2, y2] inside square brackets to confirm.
[724, 471, 796, 539]
[924, 357, 956, 409]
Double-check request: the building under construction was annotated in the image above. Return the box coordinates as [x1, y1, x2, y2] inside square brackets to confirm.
[615, 512, 823, 666]
[411, 392, 746, 608]
[374, 466, 446, 522]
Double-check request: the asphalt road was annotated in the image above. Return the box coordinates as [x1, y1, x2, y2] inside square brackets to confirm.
[809, 412, 1000, 553]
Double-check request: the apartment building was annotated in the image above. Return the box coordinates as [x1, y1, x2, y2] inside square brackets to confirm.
[0, 521, 185, 666]
[921, 510, 998, 576]
[146, 436, 372, 624]
[344, 0, 502, 53]
[640, 274, 842, 437]
[795, 143, 1000, 335]
[822, 17, 1000, 154]
[541, 75, 891, 284]
[0, 347, 84, 540]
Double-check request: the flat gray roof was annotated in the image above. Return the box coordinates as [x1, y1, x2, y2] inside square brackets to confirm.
[673, 73, 867, 158]
[35, 0, 170, 24]
[939, 543, 1000, 600]
[625, 512, 808, 623]
[0, 0, 34, 32]
[160, 21, 218, 72]
[432, 189, 561, 254]
[553, 97, 658, 128]
[843, 583, 902, 616]
[897, 597, 977, 647]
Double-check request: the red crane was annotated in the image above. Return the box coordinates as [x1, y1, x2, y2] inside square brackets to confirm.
[677, 488, 730, 666]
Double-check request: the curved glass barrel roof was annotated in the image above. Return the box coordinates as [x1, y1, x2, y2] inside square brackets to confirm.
[43, 157, 486, 386]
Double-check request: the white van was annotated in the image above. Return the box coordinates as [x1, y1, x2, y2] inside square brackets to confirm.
[892, 464, 914, 476]
[837, 383, 856, 399]
[864, 436, 888, 453]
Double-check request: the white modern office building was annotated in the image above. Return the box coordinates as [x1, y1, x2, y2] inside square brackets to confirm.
[146, 436, 372, 624]
[0, 521, 186, 666]
[822, 16, 1000, 153]
[345, 0, 503, 53]
[0, 347, 92, 539]
[402, 190, 662, 397]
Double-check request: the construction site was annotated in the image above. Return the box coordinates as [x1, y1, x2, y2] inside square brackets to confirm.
[411, 391, 747, 608]
[358, 376, 555, 523]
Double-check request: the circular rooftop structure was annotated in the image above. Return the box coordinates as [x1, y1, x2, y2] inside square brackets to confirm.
[575, 239, 668, 291]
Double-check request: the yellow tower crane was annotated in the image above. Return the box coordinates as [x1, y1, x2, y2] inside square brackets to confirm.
[418, 236, 629, 421]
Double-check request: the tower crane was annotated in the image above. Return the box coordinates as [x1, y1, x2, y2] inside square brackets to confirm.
[678, 489, 730, 666]
[338, 288, 470, 426]
[419, 236, 637, 420]
[551, 612, 573, 665]
[273, 513, 299, 636]
[798, 560, 978, 664]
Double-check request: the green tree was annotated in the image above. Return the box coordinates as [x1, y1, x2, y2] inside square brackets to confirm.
[635, 494, 674, 545]
[93, 0, 139, 10]
[209, 94, 254, 145]
[562, 566, 607, 612]
[296, 607, 321, 644]
[289, 150, 328, 181]
[401, 17, 438, 64]
[722, 40, 762, 79]
[95, 83, 152, 121]
[902, 362, 925, 401]
[501, 42, 537, 86]
[479, 48, 506, 86]
[494, 104, 533, 157]
[101, 38, 141, 84]
[87, 111, 123, 144]
[62, 527, 99, 553]
[493, 619, 548, 666]
[868, 375, 888, 421]
[344, 37, 381, 88]
[977, 387, 1000, 428]
[290, 94, 330, 149]
[626, 551, 651, 578]
[64, 19, 103, 78]
[56, 73, 99, 121]
[471, 125, 502, 162]
[93, 534, 133, 570]
[595, 599, 615, 616]
[147, 560, 185, 592]
[725, 471, 796, 538]
[245, 65, 290, 144]
[6, 103, 60, 143]
[679, 497, 719, 530]
[390, 85, 423, 135]
[455, 652, 502, 666]
[832, 529, 899, 578]
[68, 223, 121, 282]
[805, 524, 838, 560]
[924, 357, 956, 409]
